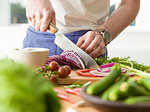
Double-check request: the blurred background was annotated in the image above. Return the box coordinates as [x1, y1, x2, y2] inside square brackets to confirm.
[0, 0, 150, 65]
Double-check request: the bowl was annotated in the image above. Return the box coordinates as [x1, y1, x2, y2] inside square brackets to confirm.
[11, 48, 49, 68]
[80, 86, 150, 112]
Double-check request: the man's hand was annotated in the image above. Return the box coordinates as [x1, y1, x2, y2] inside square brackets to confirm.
[76, 31, 106, 59]
[26, 0, 55, 32]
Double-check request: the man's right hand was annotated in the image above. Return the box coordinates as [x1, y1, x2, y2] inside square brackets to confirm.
[26, 0, 55, 32]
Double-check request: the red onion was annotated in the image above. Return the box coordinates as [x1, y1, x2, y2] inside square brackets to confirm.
[97, 67, 112, 73]
[89, 70, 109, 77]
[100, 63, 117, 68]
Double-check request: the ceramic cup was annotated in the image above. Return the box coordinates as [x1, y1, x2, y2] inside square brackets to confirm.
[11, 48, 49, 68]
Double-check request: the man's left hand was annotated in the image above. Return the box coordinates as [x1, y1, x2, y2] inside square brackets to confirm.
[76, 31, 106, 59]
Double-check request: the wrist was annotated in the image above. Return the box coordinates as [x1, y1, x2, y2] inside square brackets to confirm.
[94, 27, 112, 46]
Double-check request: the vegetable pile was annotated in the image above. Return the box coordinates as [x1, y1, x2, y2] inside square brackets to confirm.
[86, 64, 150, 104]
[0, 59, 60, 112]
[47, 50, 85, 69]
[95, 56, 150, 72]
[38, 60, 72, 83]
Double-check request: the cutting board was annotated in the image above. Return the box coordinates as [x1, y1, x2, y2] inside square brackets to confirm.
[56, 70, 102, 85]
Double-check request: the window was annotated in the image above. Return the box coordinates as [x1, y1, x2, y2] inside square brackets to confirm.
[10, 0, 27, 24]
[0, 0, 27, 26]
[0, 0, 150, 28]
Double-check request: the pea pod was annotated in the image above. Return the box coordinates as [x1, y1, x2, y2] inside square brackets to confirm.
[101, 74, 128, 100]
[124, 96, 150, 104]
[86, 64, 121, 95]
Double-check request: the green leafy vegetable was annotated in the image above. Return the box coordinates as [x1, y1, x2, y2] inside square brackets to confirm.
[95, 56, 150, 72]
[0, 59, 61, 112]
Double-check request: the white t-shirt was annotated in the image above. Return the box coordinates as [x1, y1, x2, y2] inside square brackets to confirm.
[50, 0, 110, 33]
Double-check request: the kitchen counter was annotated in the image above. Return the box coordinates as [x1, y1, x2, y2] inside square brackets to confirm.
[56, 85, 99, 112]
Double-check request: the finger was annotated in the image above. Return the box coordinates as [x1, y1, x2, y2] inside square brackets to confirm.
[28, 16, 32, 22]
[35, 11, 42, 31]
[51, 11, 56, 26]
[89, 42, 106, 58]
[80, 32, 95, 51]
[85, 34, 101, 54]
[40, 10, 52, 32]
[26, 12, 33, 24]
[32, 18, 36, 27]
[31, 14, 36, 26]
[76, 36, 85, 48]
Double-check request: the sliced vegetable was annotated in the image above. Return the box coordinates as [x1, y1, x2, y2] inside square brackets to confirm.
[86, 64, 122, 95]
[95, 56, 150, 72]
[54, 88, 75, 104]
[46, 50, 86, 69]
[65, 88, 81, 96]
[60, 50, 85, 69]
[89, 70, 109, 77]
[64, 82, 83, 89]
[76, 69, 96, 77]
[124, 96, 150, 104]
[54, 88, 66, 94]
[57, 93, 75, 104]
[120, 64, 150, 77]
[97, 67, 111, 73]
[47, 55, 69, 65]
[100, 63, 117, 68]
[64, 81, 91, 89]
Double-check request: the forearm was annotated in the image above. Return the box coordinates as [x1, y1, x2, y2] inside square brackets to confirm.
[99, 0, 140, 40]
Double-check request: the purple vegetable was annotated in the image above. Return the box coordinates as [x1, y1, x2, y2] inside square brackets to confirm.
[97, 67, 111, 73]
[60, 55, 82, 69]
[89, 70, 109, 77]
[100, 63, 117, 68]
[46, 55, 69, 65]
[60, 50, 85, 69]
[46, 50, 86, 69]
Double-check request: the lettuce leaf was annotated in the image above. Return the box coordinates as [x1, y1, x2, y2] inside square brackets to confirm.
[0, 59, 60, 112]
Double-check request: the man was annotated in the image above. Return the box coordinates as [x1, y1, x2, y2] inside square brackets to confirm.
[24, 0, 140, 58]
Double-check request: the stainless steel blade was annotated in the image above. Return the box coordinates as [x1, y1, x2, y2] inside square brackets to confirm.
[54, 33, 99, 69]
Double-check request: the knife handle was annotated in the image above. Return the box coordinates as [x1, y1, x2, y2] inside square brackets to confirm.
[48, 22, 58, 34]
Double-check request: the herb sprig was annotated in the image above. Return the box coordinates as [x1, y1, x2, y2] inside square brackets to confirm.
[36, 65, 59, 78]
[64, 81, 91, 89]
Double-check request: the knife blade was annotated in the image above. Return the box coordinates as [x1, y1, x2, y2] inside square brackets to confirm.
[48, 23, 99, 69]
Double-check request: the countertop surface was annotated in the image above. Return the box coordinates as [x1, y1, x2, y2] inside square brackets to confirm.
[56, 85, 99, 112]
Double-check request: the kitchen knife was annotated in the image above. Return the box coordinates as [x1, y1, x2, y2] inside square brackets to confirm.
[48, 23, 99, 69]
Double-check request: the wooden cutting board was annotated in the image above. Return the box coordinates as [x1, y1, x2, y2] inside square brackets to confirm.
[56, 70, 102, 85]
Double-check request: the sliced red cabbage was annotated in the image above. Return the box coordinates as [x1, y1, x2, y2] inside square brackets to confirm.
[60, 50, 85, 69]
[60, 55, 82, 69]
[46, 50, 86, 69]
[46, 55, 69, 65]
